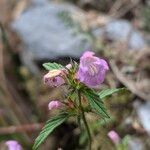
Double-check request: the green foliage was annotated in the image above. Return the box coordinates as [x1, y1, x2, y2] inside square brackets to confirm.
[33, 113, 69, 150]
[83, 89, 109, 118]
[43, 62, 63, 71]
[83, 88, 125, 118]
[98, 88, 126, 100]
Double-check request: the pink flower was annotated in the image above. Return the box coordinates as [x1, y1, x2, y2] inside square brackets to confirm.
[107, 130, 120, 145]
[44, 69, 65, 87]
[48, 100, 62, 110]
[77, 51, 109, 87]
[5, 140, 22, 150]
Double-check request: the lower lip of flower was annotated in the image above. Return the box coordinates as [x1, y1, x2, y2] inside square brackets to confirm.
[88, 64, 98, 76]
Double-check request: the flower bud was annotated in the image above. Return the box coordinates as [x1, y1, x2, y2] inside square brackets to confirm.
[44, 70, 65, 87]
[48, 100, 62, 110]
[107, 130, 120, 145]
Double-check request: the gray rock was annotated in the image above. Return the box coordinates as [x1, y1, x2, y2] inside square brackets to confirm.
[128, 138, 144, 150]
[105, 20, 147, 49]
[31, 0, 50, 5]
[134, 101, 150, 135]
[93, 20, 146, 50]
[11, 1, 92, 73]
[105, 20, 132, 41]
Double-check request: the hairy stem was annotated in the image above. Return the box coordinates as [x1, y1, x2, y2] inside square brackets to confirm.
[78, 91, 92, 150]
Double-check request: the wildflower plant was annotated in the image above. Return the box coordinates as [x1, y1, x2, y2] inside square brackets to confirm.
[33, 51, 124, 150]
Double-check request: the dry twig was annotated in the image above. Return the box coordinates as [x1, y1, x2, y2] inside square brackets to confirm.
[0, 123, 43, 135]
[110, 60, 150, 101]
[110, 0, 140, 19]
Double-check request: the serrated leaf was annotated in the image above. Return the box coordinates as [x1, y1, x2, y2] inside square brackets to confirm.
[43, 62, 63, 70]
[98, 88, 126, 100]
[33, 113, 69, 150]
[83, 89, 109, 118]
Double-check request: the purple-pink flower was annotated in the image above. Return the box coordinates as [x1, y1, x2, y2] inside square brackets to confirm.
[44, 70, 65, 87]
[48, 100, 62, 110]
[107, 130, 120, 145]
[77, 51, 109, 87]
[5, 140, 22, 150]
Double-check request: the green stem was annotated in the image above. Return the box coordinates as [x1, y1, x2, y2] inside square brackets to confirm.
[78, 91, 92, 150]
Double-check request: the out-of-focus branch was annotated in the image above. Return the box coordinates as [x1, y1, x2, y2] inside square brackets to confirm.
[0, 22, 29, 124]
[110, 60, 149, 101]
[109, 0, 140, 19]
[0, 22, 32, 141]
[0, 123, 43, 135]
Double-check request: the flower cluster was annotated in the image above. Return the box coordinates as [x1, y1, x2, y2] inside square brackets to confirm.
[44, 51, 109, 89]
[44, 51, 109, 111]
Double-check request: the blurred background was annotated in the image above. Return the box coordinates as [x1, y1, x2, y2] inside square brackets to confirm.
[0, 0, 150, 149]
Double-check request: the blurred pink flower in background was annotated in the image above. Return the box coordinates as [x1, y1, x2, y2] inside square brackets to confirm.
[5, 140, 22, 150]
[77, 51, 109, 87]
[107, 130, 120, 145]
[48, 100, 62, 110]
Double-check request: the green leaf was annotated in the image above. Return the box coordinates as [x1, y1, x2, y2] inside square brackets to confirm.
[83, 89, 109, 118]
[43, 62, 63, 70]
[33, 113, 69, 150]
[98, 88, 126, 100]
